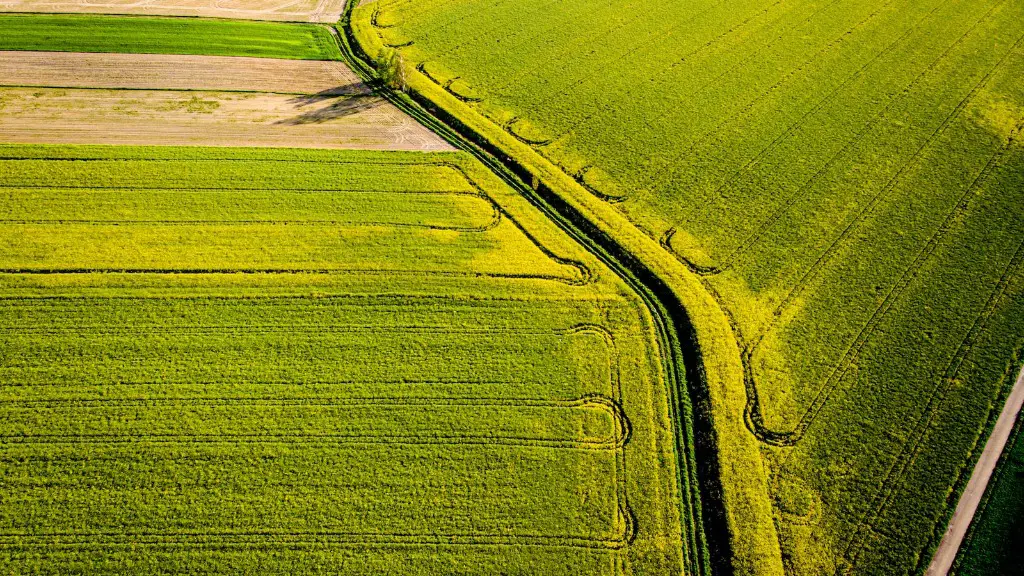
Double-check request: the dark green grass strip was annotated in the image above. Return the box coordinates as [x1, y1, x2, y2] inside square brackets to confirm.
[0, 14, 341, 60]
[953, 408, 1024, 576]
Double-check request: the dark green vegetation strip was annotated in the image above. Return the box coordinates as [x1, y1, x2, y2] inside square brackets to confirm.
[0, 144, 690, 574]
[359, 0, 1024, 574]
[953, 412, 1024, 575]
[0, 14, 340, 60]
[335, 12, 716, 575]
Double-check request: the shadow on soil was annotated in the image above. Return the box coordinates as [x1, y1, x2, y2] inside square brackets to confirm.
[276, 86, 380, 125]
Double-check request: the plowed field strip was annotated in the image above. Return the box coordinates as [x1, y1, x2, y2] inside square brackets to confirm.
[0, 0, 347, 22]
[0, 51, 368, 95]
[0, 88, 453, 151]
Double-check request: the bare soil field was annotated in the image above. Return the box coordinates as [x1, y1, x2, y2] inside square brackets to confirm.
[0, 0, 345, 22]
[0, 51, 367, 95]
[0, 87, 452, 150]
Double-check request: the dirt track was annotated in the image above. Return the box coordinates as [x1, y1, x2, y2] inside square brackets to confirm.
[0, 51, 368, 95]
[0, 0, 346, 22]
[0, 87, 453, 151]
[925, 363, 1024, 575]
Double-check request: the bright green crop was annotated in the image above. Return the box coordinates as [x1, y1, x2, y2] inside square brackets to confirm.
[0, 14, 340, 60]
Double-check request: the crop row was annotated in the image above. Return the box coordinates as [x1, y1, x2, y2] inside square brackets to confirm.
[700, 0, 1020, 278]
[0, 150, 592, 284]
[0, 395, 628, 448]
[769, 142, 1024, 574]
[0, 441, 626, 542]
[1, 188, 501, 232]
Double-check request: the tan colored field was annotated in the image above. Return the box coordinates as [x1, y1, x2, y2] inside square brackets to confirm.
[0, 51, 451, 151]
[0, 51, 368, 95]
[0, 0, 345, 22]
[0, 87, 453, 150]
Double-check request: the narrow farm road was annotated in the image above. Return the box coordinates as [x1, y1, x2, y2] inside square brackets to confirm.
[925, 362, 1024, 575]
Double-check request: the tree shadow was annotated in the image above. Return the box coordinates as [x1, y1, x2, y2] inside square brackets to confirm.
[276, 87, 381, 126]
[289, 83, 372, 105]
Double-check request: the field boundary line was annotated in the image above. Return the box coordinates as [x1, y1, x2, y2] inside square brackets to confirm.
[0, 292, 627, 303]
[0, 268, 589, 284]
[346, 5, 785, 574]
[2, 321, 616, 335]
[0, 84, 328, 96]
[0, 9, 338, 24]
[0, 212, 502, 232]
[0, 530, 631, 550]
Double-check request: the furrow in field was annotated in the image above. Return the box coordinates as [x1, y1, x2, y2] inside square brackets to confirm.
[0, 51, 368, 95]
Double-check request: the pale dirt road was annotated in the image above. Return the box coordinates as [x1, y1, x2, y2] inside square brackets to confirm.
[925, 362, 1024, 575]
[0, 51, 369, 95]
[0, 87, 453, 151]
[0, 0, 347, 22]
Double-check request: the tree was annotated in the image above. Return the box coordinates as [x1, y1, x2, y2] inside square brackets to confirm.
[376, 48, 407, 92]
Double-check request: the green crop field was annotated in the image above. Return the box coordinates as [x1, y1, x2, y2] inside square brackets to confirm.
[953, 414, 1024, 575]
[352, 0, 1024, 573]
[0, 14, 340, 60]
[2, 0, 1022, 572]
[0, 144, 696, 574]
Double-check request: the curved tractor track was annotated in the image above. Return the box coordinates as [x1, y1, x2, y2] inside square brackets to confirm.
[328, 14, 723, 576]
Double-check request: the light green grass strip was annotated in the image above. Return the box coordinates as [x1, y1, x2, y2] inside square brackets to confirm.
[0, 14, 341, 60]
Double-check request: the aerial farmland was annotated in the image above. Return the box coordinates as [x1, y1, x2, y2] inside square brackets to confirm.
[0, 0, 1021, 575]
